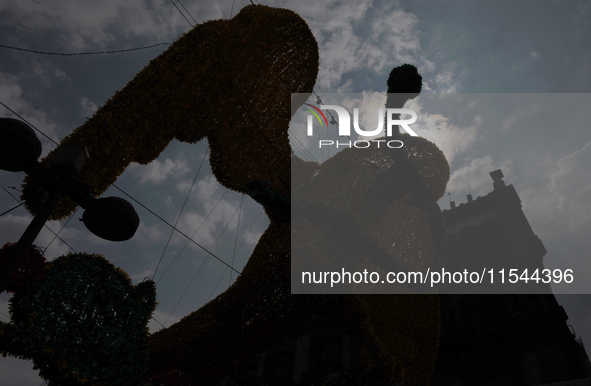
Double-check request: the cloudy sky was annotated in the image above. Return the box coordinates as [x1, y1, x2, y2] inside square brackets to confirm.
[1, 0, 590, 384]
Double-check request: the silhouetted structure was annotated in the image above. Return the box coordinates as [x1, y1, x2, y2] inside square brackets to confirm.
[431, 170, 591, 385]
[221, 316, 365, 386]
[441, 168, 549, 294]
[242, 169, 591, 386]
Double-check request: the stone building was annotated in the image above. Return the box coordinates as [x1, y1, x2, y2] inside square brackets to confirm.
[431, 170, 591, 385]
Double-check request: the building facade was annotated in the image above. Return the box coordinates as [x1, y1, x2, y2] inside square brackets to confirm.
[431, 170, 591, 385]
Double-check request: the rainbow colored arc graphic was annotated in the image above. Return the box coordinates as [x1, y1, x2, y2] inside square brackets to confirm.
[302, 103, 328, 127]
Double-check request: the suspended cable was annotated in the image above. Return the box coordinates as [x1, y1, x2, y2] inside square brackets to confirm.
[207, 266, 228, 303]
[288, 129, 318, 164]
[0, 101, 241, 278]
[206, 207, 264, 303]
[42, 208, 78, 256]
[156, 188, 229, 283]
[0, 202, 25, 218]
[176, 0, 197, 25]
[163, 198, 243, 326]
[212, 207, 264, 302]
[1, 100, 236, 274]
[291, 130, 319, 163]
[0, 43, 171, 57]
[153, 147, 209, 280]
[0, 183, 20, 192]
[169, 0, 194, 27]
[113, 183, 241, 275]
[1, 186, 77, 254]
[0, 101, 59, 146]
[229, 194, 245, 286]
[233, 206, 264, 257]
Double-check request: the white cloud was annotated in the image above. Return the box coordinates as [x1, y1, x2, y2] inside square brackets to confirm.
[0, 214, 31, 246]
[551, 141, 591, 198]
[0, 214, 77, 259]
[130, 268, 157, 283]
[38, 219, 79, 259]
[31, 59, 68, 87]
[407, 98, 479, 164]
[522, 141, 591, 239]
[190, 175, 219, 200]
[0, 70, 61, 152]
[175, 199, 241, 248]
[128, 156, 190, 185]
[432, 67, 464, 93]
[239, 227, 264, 250]
[446, 155, 514, 199]
[0, 0, 188, 51]
[135, 222, 168, 245]
[342, 91, 388, 140]
[80, 97, 98, 118]
[284, 1, 420, 91]
[421, 70, 463, 93]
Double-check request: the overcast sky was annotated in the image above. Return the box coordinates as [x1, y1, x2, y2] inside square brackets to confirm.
[1, 0, 590, 384]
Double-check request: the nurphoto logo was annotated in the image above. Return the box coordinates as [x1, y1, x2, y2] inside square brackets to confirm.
[302, 103, 418, 149]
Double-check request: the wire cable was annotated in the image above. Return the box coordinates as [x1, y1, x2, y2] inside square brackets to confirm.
[1, 186, 77, 254]
[113, 183, 242, 276]
[163, 197, 243, 326]
[0, 43, 171, 56]
[0, 101, 59, 146]
[177, 0, 197, 25]
[234, 207, 264, 257]
[156, 188, 230, 283]
[207, 265, 228, 303]
[288, 129, 319, 163]
[0, 202, 25, 218]
[152, 147, 209, 280]
[1, 99, 240, 277]
[210, 206, 264, 302]
[169, 0, 194, 27]
[229, 194, 245, 286]
[3, 100, 240, 276]
[42, 208, 78, 256]
[0, 183, 21, 192]
[0, 310, 10, 321]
